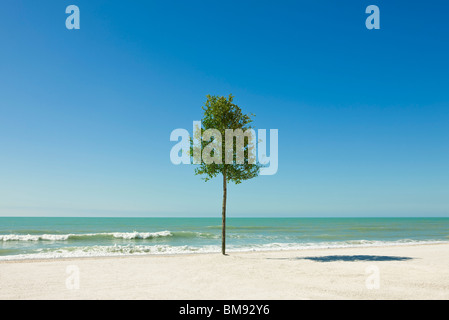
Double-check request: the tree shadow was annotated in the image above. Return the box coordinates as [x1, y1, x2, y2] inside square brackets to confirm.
[299, 255, 413, 262]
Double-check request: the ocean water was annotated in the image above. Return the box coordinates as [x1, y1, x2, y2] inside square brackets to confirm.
[0, 217, 448, 260]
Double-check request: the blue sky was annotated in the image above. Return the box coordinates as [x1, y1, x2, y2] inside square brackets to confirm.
[0, 0, 448, 217]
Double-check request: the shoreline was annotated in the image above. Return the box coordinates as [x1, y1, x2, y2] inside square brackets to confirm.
[1, 240, 448, 264]
[1, 242, 448, 299]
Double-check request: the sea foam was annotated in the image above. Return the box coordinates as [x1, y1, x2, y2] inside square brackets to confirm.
[0, 239, 447, 261]
[0, 231, 173, 242]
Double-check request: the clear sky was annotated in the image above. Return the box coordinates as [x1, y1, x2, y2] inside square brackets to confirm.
[0, 0, 448, 217]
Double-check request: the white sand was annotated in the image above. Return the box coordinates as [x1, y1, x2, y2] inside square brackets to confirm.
[0, 243, 448, 300]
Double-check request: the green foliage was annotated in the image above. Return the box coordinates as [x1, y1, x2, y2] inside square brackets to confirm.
[193, 94, 260, 184]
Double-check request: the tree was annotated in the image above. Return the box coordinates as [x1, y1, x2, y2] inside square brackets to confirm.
[192, 94, 260, 255]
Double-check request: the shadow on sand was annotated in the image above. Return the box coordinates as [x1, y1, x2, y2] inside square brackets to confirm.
[298, 255, 413, 262]
[266, 255, 413, 262]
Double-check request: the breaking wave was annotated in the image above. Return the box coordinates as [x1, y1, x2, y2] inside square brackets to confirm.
[0, 231, 174, 242]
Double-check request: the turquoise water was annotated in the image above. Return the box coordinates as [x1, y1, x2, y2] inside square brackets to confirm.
[0, 217, 448, 260]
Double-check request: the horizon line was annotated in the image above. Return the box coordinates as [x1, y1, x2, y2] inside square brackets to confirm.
[0, 216, 448, 219]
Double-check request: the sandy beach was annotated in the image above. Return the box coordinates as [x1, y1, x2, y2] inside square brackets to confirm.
[0, 243, 448, 300]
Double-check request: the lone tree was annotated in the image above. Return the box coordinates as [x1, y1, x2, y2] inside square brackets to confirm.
[192, 94, 260, 255]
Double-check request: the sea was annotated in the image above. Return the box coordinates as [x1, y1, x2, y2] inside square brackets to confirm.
[0, 217, 448, 261]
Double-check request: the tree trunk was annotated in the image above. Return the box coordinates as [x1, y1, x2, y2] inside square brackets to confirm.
[222, 170, 227, 255]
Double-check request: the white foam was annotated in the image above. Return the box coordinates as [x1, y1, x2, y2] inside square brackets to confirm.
[1, 239, 447, 261]
[111, 231, 172, 239]
[0, 244, 219, 261]
[0, 234, 71, 241]
[0, 231, 173, 242]
[226, 239, 449, 253]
